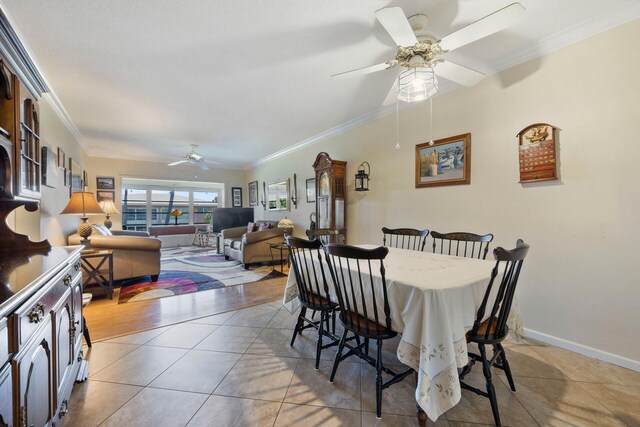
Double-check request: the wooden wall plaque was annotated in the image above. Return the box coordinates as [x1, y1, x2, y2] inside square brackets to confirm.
[517, 123, 557, 183]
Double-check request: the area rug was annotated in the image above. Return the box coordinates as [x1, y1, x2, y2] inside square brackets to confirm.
[118, 246, 286, 303]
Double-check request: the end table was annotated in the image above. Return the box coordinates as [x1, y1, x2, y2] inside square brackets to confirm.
[267, 242, 289, 273]
[81, 249, 114, 299]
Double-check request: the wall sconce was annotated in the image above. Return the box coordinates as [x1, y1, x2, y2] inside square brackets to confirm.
[355, 161, 370, 191]
[261, 182, 266, 210]
[290, 173, 298, 209]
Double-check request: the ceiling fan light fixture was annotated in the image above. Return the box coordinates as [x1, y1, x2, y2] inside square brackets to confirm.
[397, 67, 438, 103]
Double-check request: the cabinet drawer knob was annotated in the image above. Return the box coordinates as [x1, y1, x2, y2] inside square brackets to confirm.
[74, 262, 81, 271]
[28, 302, 46, 323]
[59, 399, 69, 417]
[63, 274, 72, 286]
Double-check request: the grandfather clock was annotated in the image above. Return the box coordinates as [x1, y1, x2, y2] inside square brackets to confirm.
[313, 152, 346, 236]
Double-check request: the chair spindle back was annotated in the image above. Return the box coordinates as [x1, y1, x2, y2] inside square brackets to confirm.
[472, 239, 529, 340]
[286, 236, 332, 309]
[381, 227, 429, 251]
[324, 244, 392, 337]
[431, 231, 494, 259]
[306, 228, 346, 245]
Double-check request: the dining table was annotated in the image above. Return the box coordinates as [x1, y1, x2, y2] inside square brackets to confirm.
[283, 245, 514, 423]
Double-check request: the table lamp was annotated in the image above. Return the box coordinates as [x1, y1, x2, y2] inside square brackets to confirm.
[170, 209, 183, 225]
[99, 199, 120, 229]
[60, 192, 105, 245]
[278, 217, 294, 236]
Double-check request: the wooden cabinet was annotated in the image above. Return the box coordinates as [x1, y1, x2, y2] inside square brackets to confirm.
[313, 152, 347, 236]
[17, 83, 40, 199]
[0, 247, 83, 427]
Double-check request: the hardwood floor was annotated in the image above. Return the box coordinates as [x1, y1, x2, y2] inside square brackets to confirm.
[84, 272, 287, 342]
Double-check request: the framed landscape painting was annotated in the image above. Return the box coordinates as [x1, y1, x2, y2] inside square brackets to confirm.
[97, 176, 115, 189]
[415, 133, 471, 188]
[248, 180, 258, 207]
[97, 190, 114, 202]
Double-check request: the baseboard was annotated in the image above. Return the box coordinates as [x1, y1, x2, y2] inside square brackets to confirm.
[523, 328, 640, 372]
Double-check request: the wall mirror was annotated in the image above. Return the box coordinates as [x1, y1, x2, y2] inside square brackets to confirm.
[267, 178, 290, 211]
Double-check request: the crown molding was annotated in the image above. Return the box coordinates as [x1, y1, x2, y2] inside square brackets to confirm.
[88, 149, 244, 170]
[485, 1, 640, 74]
[0, 4, 87, 151]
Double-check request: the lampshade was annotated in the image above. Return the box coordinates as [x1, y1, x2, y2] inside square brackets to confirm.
[60, 192, 105, 245]
[170, 209, 183, 217]
[99, 200, 120, 215]
[99, 199, 120, 229]
[397, 67, 438, 102]
[61, 192, 105, 215]
[278, 217, 294, 235]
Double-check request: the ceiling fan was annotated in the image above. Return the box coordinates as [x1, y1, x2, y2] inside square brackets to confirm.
[168, 145, 210, 170]
[333, 3, 525, 104]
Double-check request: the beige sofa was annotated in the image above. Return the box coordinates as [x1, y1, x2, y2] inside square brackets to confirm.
[221, 220, 285, 268]
[68, 228, 162, 281]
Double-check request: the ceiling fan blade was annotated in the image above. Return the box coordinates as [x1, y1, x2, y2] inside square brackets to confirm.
[332, 62, 395, 79]
[437, 3, 525, 52]
[196, 162, 209, 171]
[434, 60, 485, 86]
[375, 7, 418, 47]
[168, 159, 188, 166]
[382, 77, 399, 106]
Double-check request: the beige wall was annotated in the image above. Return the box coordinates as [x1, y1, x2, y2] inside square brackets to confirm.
[247, 19, 640, 364]
[84, 156, 245, 230]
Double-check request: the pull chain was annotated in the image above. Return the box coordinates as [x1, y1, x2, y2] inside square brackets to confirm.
[395, 101, 400, 150]
[429, 96, 434, 146]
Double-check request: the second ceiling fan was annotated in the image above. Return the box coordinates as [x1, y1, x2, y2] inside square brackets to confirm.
[333, 3, 525, 104]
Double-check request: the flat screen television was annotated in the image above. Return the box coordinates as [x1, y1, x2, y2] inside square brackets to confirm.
[210, 207, 254, 232]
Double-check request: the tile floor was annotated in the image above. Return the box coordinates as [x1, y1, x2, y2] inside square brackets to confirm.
[65, 301, 640, 427]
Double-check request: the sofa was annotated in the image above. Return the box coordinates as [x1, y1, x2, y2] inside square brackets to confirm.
[148, 224, 198, 248]
[68, 226, 162, 281]
[221, 220, 285, 268]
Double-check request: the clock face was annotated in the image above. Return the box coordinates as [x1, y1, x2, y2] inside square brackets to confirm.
[319, 172, 330, 197]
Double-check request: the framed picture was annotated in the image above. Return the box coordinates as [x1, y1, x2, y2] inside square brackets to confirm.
[69, 158, 83, 196]
[248, 180, 258, 207]
[57, 147, 65, 168]
[232, 187, 242, 207]
[415, 133, 471, 188]
[306, 178, 316, 203]
[97, 190, 115, 202]
[41, 146, 57, 188]
[96, 176, 115, 189]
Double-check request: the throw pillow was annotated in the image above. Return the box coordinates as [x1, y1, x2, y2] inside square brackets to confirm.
[96, 224, 113, 236]
[91, 225, 107, 236]
[258, 223, 271, 231]
[246, 222, 258, 233]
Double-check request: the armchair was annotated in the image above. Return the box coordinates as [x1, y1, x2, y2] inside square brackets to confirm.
[221, 220, 285, 268]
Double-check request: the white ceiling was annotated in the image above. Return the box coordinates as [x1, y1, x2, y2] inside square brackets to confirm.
[1, 0, 639, 168]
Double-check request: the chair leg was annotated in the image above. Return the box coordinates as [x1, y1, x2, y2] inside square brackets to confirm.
[315, 311, 324, 370]
[497, 344, 516, 392]
[290, 307, 307, 346]
[82, 316, 92, 348]
[479, 344, 501, 426]
[298, 307, 307, 336]
[364, 338, 370, 356]
[331, 311, 336, 334]
[330, 329, 348, 383]
[375, 339, 383, 419]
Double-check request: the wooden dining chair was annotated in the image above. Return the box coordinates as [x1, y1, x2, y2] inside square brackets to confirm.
[381, 227, 429, 251]
[323, 243, 413, 419]
[431, 231, 494, 259]
[306, 228, 346, 245]
[286, 236, 339, 369]
[459, 239, 530, 426]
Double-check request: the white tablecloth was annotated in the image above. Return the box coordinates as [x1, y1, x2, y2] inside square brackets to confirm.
[283, 246, 506, 421]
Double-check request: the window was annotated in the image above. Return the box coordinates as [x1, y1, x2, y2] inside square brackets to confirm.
[120, 178, 223, 231]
